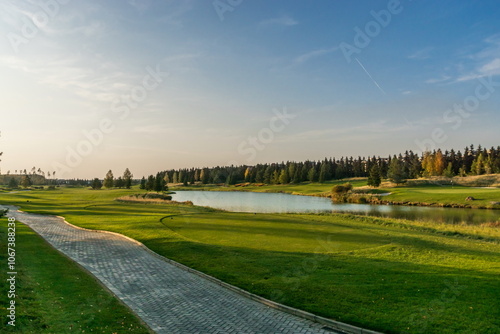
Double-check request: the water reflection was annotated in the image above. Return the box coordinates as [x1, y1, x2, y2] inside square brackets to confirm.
[170, 191, 500, 225]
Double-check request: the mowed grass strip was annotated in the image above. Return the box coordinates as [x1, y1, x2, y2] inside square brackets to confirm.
[0, 219, 152, 334]
[1, 187, 500, 333]
[385, 185, 500, 208]
[164, 212, 391, 252]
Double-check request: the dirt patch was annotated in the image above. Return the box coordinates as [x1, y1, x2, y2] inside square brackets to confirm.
[115, 193, 193, 205]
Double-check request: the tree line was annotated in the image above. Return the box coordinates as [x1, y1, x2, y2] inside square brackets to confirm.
[157, 144, 500, 187]
[90, 168, 133, 190]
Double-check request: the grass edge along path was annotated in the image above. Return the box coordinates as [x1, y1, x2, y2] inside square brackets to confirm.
[0, 217, 153, 334]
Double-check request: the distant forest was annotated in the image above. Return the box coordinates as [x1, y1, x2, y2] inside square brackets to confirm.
[3, 144, 499, 188]
[157, 144, 500, 186]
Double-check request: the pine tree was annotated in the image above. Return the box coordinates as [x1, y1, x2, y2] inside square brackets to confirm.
[154, 172, 167, 192]
[271, 170, 280, 184]
[292, 169, 300, 184]
[319, 162, 329, 183]
[140, 177, 146, 189]
[115, 177, 125, 188]
[263, 166, 273, 184]
[123, 168, 133, 189]
[8, 178, 18, 189]
[145, 175, 155, 191]
[21, 175, 32, 188]
[367, 164, 381, 187]
[254, 169, 263, 183]
[408, 154, 422, 178]
[103, 170, 114, 188]
[387, 157, 406, 185]
[279, 168, 290, 184]
[443, 162, 454, 178]
[287, 163, 296, 183]
[91, 178, 102, 190]
[307, 166, 317, 182]
[200, 168, 209, 184]
[471, 153, 485, 175]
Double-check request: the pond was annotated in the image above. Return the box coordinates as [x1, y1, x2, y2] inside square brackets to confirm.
[170, 190, 500, 225]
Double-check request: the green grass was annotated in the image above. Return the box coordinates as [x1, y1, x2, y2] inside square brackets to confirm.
[1, 187, 499, 333]
[383, 185, 500, 208]
[0, 216, 152, 333]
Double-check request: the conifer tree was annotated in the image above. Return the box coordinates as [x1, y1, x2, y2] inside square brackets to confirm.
[308, 166, 318, 182]
[123, 168, 133, 189]
[115, 177, 125, 188]
[145, 175, 155, 191]
[279, 168, 290, 184]
[103, 170, 114, 188]
[91, 178, 102, 190]
[443, 163, 454, 178]
[21, 175, 32, 188]
[8, 178, 18, 189]
[367, 164, 381, 187]
[387, 157, 407, 185]
[154, 172, 167, 192]
[319, 162, 329, 183]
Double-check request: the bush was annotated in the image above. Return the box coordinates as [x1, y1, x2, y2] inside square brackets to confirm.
[331, 183, 353, 203]
[358, 196, 369, 204]
[131, 193, 172, 201]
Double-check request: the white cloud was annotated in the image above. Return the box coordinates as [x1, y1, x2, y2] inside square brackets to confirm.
[0, 54, 135, 104]
[456, 35, 500, 82]
[277, 121, 412, 144]
[408, 47, 433, 60]
[132, 125, 171, 134]
[259, 15, 298, 27]
[425, 75, 451, 84]
[128, 0, 153, 13]
[478, 58, 500, 76]
[295, 47, 338, 64]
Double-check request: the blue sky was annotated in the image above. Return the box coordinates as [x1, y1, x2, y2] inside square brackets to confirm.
[0, 0, 499, 178]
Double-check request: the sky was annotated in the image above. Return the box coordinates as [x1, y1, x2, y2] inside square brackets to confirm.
[0, 0, 499, 179]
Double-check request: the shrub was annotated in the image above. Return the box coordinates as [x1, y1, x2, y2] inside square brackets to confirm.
[331, 183, 353, 203]
[358, 196, 369, 204]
